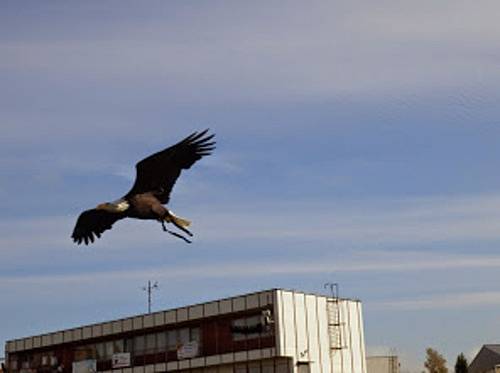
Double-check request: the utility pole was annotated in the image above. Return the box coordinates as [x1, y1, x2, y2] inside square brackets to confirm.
[142, 281, 159, 313]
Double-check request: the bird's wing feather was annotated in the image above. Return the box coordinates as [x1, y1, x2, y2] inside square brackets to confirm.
[71, 209, 124, 245]
[125, 129, 215, 203]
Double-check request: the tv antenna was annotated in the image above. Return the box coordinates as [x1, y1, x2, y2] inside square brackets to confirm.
[142, 280, 159, 313]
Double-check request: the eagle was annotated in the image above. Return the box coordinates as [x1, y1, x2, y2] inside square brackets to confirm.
[71, 130, 215, 245]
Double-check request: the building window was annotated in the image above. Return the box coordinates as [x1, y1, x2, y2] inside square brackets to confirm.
[232, 318, 247, 341]
[134, 335, 145, 355]
[178, 328, 190, 345]
[9, 358, 18, 371]
[165, 327, 200, 352]
[190, 327, 200, 344]
[167, 330, 177, 351]
[93, 339, 125, 361]
[104, 341, 114, 359]
[74, 345, 96, 362]
[49, 356, 58, 367]
[231, 311, 273, 340]
[32, 353, 41, 368]
[145, 333, 156, 354]
[156, 332, 167, 351]
[124, 338, 134, 353]
[246, 315, 262, 339]
[114, 339, 124, 354]
[96, 343, 105, 360]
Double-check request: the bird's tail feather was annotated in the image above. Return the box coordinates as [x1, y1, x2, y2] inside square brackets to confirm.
[167, 212, 191, 228]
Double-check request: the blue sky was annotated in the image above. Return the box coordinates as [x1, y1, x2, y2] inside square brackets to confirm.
[2, 1, 500, 371]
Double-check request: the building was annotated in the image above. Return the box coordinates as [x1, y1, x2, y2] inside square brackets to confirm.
[4, 289, 366, 373]
[469, 345, 500, 373]
[366, 356, 399, 373]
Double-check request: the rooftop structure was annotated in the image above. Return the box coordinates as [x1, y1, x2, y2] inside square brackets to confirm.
[366, 356, 399, 373]
[469, 345, 500, 373]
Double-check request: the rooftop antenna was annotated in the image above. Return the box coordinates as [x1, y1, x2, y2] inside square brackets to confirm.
[142, 280, 159, 313]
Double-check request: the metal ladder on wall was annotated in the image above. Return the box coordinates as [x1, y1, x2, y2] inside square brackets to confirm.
[389, 355, 399, 373]
[325, 283, 346, 352]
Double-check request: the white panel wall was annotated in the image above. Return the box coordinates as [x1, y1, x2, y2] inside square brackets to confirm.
[316, 296, 332, 373]
[294, 294, 308, 363]
[275, 290, 366, 373]
[329, 300, 366, 373]
[342, 301, 353, 372]
[282, 291, 297, 357]
[304, 295, 320, 369]
[350, 302, 366, 373]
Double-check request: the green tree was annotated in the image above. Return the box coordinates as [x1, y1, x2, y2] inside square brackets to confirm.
[425, 348, 448, 373]
[454, 353, 468, 373]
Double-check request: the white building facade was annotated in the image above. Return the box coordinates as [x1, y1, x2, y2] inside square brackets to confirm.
[274, 290, 366, 373]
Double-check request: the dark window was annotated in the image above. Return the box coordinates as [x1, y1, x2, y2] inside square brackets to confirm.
[156, 332, 167, 351]
[145, 334, 156, 354]
[134, 335, 145, 355]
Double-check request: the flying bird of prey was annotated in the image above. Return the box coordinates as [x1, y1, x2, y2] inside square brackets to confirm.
[71, 130, 215, 245]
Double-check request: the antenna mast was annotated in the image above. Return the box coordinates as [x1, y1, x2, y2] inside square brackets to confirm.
[142, 280, 159, 313]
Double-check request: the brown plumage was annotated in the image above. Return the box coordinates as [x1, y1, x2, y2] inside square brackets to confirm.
[71, 130, 215, 245]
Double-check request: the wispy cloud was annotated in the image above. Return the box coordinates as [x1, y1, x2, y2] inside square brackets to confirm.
[192, 192, 500, 245]
[1, 1, 499, 103]
[2, 250, 500, 286]
[375, 291, 500, 310]
[4, 192, 500, 253]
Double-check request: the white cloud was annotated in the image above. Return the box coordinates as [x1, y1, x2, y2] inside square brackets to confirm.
[4, 192, 500, 254]
[189, 192, 500, 245]
[1, 1, 499, 104]
[2, 250, 500, 288]
[375, 291, 500, 310]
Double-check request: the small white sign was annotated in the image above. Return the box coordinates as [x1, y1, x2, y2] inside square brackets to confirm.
[177, 341, 199, 360]
[112, 353, 131, 369]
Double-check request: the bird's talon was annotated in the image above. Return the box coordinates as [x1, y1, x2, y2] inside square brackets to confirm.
[163, 227, 192, 243]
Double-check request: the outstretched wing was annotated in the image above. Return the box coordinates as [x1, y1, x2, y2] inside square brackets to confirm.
[71, 209, 125, 245]
[125, 129, 215, 203]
